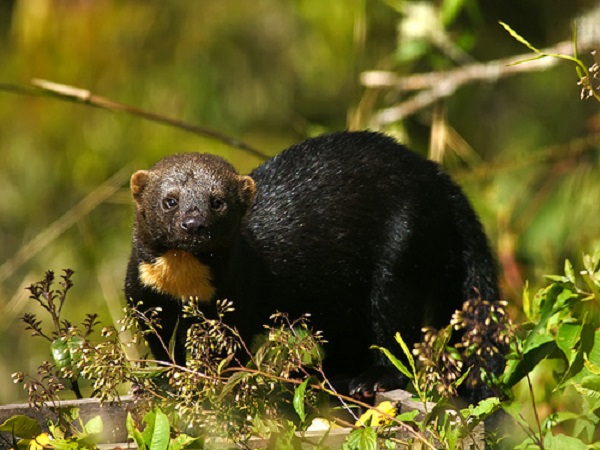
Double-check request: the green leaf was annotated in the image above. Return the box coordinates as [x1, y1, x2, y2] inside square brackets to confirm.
[293, 378, 309, 423]
[453, 365, 471, 389]
[521, 330, 555, 360]
[216, 352, 235, 375]
[585, 359, 600, 376]
[468, 397, 501, 420]
[51, 339, 71, 369]
[126, 412, 146, 449]
[51, 337, 84, 370]
[148, 408, 170, 450]
[218, 370, 252, 401]
[170, 434, 203, 450]
[498, 21, 541, 54]
[556, 322, 582, 363]
[372, 345, 412, 380]
[394, 332, 416, 373]
[83, 415, 103, 436]
[396, 409, 419, 423]
[502, 341, 556, 387]
[0, 415, 42, 439]
[141, 410, 156, 445]
[543, 433, 587, 450]
[564, 259, 576, 283]
[587, 330, 600, 366]
[343, 427, 377, 450]
[555, 288, 578, 311]
[522, 282, 532, 321]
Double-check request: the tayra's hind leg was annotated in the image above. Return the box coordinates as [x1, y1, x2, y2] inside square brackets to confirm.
[347, 258, 424, 400]
[347, 235, 462, 401]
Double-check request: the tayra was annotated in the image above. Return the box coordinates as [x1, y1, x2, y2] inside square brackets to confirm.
[125, 131, 502, 400]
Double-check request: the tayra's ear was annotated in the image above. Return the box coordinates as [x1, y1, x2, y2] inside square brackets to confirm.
[238, 175, 256, 208]
[131, 170, 150, 204]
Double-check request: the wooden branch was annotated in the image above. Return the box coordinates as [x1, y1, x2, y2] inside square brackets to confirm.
[0, 79, 269, 159]
[363, 38, 598, 126]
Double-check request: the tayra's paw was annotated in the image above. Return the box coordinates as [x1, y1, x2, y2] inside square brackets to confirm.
[348, 367, 407, 402]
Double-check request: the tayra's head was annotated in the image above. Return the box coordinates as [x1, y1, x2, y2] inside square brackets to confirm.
[131, 153, 256, 255]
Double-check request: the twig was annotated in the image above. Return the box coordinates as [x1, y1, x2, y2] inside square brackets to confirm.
[0, 79, 269, 159]
[363, 38, 598, 125]
[526, 373, 546, 450]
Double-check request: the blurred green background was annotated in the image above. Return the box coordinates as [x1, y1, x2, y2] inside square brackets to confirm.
[0, 0, 598, 404]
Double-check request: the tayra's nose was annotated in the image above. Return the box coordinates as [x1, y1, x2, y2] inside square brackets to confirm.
[180, 215, 205, 234]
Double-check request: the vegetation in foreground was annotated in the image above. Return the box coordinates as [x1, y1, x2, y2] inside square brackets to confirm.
[1, 250, 598, 449]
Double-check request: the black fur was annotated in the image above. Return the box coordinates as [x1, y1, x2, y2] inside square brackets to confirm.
[125, 131, 501, 400]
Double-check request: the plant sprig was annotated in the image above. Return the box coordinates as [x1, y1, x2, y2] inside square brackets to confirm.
[500, 21, 600, 102]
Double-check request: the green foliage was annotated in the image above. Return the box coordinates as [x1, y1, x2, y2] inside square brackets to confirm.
[6, 251, 600, 449]
[502, 250, 600, 448]
[342, 427, 377, 450]
[11, 270, 333, 446]
[9, 268, 500, 449]
[0, 408, 103, 450]
[126, 407, 202, 450]
[0, 415, 42, 441]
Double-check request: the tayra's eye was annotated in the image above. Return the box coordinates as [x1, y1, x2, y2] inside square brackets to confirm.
[162, 196, 178, 210]
[210, 197, 225, 211]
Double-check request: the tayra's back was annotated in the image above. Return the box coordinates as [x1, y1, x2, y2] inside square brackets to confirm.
[228, 131, 500, 397]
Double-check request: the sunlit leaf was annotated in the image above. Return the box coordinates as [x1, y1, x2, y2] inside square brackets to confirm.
[218, 370, 252, 401]
[343, 427, 377, 450]
[564, 259, 575, 283]
[149, 408, 170, 450]
[468, 397, 501, 420]
[556, 322, 582, 363]
[126, 412, 145, 449]
[83, 415, 103, 436]
[372, 345, 412, 380]
[502, 341, 556, 387]
[293, 378, 309, 423]
[499, 21, 542, 54]
[0, 415, 42, 439]
[543, 432, 587, 450]
[394, 332, 416, 375]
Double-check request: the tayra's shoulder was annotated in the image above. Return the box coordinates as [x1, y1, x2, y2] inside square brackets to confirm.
[253, 131, 434, 173]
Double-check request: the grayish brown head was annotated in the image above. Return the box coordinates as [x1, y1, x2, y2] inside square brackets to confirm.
[131, 153, 256, 255]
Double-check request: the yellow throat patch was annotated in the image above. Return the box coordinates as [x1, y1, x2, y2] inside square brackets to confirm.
[138, 250, 216, 301]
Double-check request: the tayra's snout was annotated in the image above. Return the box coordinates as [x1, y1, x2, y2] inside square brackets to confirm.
[180, 213, 206, 234]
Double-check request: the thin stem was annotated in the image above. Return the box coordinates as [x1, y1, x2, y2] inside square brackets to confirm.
[526, 373, 546, 450]
[0, 80, 269, 160]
